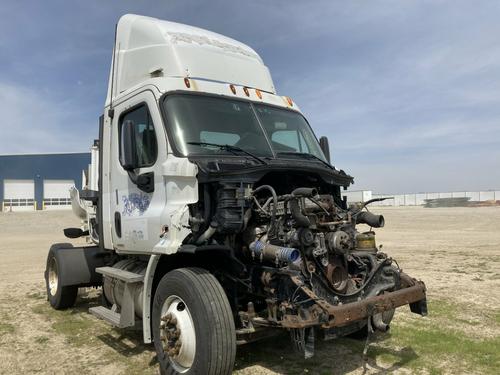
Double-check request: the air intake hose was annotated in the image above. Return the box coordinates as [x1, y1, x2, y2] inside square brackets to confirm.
[355, 211, 385, 228]
[250, 241, 300, 263]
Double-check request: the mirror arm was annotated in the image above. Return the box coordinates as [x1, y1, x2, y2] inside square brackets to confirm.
[127, 170, 138, 184]
[127, 170, 154, 193]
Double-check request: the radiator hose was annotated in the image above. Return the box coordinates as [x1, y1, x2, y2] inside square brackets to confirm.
[289, 199, 311, 227]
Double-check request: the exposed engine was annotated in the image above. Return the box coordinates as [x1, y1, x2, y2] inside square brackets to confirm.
[245, 186, 397, 299]
[244, 185, 404, 324]
[185, 174, 426, 357]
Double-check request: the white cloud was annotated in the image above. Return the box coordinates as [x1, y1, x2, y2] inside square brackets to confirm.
[0, 0, 498, 192]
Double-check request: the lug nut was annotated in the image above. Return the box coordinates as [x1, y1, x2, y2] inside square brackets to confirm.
[161, 313, 172, 322]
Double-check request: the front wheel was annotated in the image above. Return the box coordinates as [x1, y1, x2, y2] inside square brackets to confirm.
[152, 268, 236, 375]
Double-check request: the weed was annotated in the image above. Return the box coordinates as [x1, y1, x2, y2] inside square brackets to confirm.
[35, 336, 49, 344]
[455, 318, 481, 326]
[388, 323, 500, 374]
[448, 267, 467, 274]
[26, 291, 45, 300]
[493, 311, 500, 325]
[51, 313, 95, 347]
[0, 322, 15, 335]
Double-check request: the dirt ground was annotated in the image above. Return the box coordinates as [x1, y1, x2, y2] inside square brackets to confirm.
[0, 207, 499, 374]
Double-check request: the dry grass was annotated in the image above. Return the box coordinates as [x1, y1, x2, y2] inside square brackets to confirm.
[0, 207, 499, 374]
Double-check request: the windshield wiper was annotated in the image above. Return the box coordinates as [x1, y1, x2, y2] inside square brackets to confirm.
[277, 151, 335, 170]
[187, 142, 267, 165]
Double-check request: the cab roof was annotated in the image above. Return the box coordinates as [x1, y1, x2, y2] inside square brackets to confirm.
[106, 14, 275, 106]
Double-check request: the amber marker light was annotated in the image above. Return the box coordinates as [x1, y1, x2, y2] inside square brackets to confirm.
[285, 96, 294, 107]
[184, 78, 191, 88]
[255, 89, 262, 99]
[243, 87, 250, 96]
[230, 84, 236, 94]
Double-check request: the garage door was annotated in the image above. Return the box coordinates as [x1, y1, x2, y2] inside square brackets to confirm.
[3, 179, 35, 211]
[43, 180, 75, 210]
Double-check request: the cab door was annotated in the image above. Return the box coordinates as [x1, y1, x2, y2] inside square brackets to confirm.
[109, 90, 168, 253]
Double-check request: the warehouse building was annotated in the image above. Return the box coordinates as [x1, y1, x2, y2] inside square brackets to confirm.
[0, 153, 90, 211]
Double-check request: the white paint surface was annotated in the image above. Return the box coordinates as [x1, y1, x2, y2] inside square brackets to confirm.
[106, 14, 275, 107]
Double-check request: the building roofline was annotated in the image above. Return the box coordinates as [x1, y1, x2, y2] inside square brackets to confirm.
[0, 151, 90, 157]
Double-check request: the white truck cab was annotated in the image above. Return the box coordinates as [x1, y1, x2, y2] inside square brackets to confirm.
[45, 14, 427, 375]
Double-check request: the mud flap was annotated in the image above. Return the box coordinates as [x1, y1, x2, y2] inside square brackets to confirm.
[291, 327, 315, 359]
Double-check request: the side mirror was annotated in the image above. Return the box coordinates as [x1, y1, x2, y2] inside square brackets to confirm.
[319, 136, 331, 164]
[120, 120, 138, 171]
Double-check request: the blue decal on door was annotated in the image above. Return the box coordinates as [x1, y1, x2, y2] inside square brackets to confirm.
[122, 193, 151, 216]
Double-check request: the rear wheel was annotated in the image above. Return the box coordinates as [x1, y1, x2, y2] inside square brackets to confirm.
[152, 267, 236, 375]
[44, 244, 78, 309]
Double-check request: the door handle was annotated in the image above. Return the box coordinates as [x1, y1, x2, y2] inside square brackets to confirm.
[114, 211, 122, 238]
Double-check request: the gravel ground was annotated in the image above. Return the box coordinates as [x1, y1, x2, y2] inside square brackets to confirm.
[0, 206, 499, 374]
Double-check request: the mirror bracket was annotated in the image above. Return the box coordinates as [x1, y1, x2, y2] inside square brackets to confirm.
[127, 171, 155, 193]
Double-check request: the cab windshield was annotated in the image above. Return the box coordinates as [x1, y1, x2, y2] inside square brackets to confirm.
[163, 94, 326, 162]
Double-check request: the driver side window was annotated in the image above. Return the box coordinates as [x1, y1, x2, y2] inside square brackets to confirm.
[119, 105, 158, 168]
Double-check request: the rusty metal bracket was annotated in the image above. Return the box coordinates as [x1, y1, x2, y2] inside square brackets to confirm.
[285, 276, 427, 328]
[323, 282, 426, 327]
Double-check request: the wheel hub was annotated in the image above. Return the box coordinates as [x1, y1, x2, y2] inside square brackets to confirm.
[160, 296, 196, 372]
[160, 313, 182, 356]
[48, 257, 58, 296]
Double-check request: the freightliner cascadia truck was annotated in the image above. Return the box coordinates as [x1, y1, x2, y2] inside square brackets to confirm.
[44, 14, 427, 375]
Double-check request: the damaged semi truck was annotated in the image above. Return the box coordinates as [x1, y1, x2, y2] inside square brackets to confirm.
[44, 14, 427, 374]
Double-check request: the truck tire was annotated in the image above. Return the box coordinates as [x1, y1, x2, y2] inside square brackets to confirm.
[152, 267, 236, 375]
[44, 243, 78, 309]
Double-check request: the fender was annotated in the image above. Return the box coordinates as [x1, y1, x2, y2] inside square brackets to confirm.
[141, 246, 246, 343]
[142, 254, 161, 343]
[46, 243, 110, 287]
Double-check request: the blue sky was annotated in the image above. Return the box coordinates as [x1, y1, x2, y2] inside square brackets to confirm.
[1, 1, 499, 193]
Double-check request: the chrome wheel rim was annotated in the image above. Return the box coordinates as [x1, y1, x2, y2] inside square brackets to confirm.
[160, 295, 196, 373]
[48, 257, 58, 296]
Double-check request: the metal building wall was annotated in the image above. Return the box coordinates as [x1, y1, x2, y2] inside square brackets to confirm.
[342, 190, 500, 206]
[370, 191, 500, 206]
[0, 153, 91, 210]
